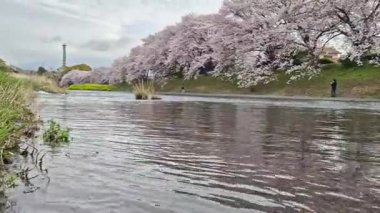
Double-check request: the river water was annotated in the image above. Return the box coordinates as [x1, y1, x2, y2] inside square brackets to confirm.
[7, 91, 380, 212]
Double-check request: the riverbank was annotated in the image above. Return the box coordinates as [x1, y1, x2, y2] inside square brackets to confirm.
[161, 92, 380, 103]
[0, 68, 63, 164]
[0, 70, 36, 162]
[161, 64, 380, 99]
[68, 64, 380, 99]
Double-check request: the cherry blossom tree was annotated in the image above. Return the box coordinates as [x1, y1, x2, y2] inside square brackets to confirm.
[60, 67, 123, 86]
[89, 67, 116, 84]
[119, 25, 180, 83]
[327, 0, 380, 61]
[110, 0, 380, 87]
[279, 0, 340, 80]
[166, 14, 219, 79]
[216, 0, 300, 86]
[59, 70, 91, 87]
[111, 56, 128, 83]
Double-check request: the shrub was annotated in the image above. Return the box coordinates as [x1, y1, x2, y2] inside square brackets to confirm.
[319, 58, 334, 64]
[361, 53, 380, 62]
[340, 57, 358, 68]
[292, 50, 309, 66]
[68, 64, 92, 71]
[62, 64, 92, 73]
[133, 80, 157, 100]
[43, 120, 70, 145]
[37, 66, 48, 75]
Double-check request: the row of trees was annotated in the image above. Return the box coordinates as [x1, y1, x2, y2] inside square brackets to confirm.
[59, 67, 122, 87]
[64, 0, 380, 87]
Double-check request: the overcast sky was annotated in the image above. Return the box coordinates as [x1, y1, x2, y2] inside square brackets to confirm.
[0, 0, 223, 70]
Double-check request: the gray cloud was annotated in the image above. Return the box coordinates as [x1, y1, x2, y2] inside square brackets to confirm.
[82, 40, 112, 52]
[0, 0, 223, 69]
[81, 36, 133, 52]
[41, 36, 63, 43]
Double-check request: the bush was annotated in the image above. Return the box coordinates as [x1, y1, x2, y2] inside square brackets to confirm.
[361, 53, 380, 62]
[292, 50, 309, 66]
[340, 57, 358, 68]
[37, 66, 48, 75]
[67, 64, 92, 71]
[319, 58, 334, 64]
[133, 80, 157, 100]
[43, 120, 70, 145]
[172, 69, 184, 79]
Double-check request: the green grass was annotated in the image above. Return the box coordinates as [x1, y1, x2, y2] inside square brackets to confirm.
[0, 69, 36, 154]
[251, 64, 380, 98]
[69, 83, 117, 91]
[0, 66, 66, 189]
[113, 83, 133, 91]
[69, 83, 133, 92]
[161, 64, 380, 98]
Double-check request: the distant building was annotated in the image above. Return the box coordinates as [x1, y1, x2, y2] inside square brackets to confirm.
[320, 47, 342, 62]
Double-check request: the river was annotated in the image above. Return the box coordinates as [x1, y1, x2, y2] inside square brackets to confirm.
[7, 91, 380, 212]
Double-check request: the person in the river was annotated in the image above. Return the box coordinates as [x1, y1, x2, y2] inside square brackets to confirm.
[330, 79, 337, 97]
[181, 86, 186, 93]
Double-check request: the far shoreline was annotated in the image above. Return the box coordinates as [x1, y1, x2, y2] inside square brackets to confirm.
[159, 92, 380, 102]
[65, 89, 380, 103]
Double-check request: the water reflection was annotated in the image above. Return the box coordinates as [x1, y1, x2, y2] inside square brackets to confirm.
[7, 92, 380, 213]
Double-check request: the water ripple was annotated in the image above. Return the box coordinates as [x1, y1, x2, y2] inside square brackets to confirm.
[8, 91, 380, 213]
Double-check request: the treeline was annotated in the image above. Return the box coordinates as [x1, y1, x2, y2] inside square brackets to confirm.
[109, 0, 380, 87]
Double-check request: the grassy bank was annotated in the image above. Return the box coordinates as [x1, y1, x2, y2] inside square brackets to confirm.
[69, 83, 133, 91]
[67, 64, 380, 99]
[251, 64, 380, 98]
[0, 68, 65, 162]
[161, 64, 380, 98]
[0, 70, 36, 161]
[10, 73, 65, 94]
[69, 83, 117, 91]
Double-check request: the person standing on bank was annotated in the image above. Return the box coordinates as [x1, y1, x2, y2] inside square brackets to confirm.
[330, 79, 337, 97]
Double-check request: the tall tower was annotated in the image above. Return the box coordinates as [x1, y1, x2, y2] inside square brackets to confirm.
[62, 43, 67, 68]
